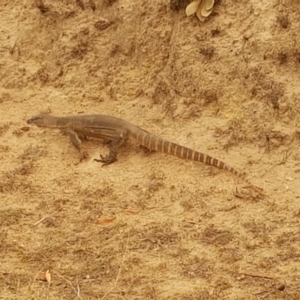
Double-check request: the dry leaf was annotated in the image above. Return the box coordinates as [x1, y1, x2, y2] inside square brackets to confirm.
[45, 270, 51, 284]
[200, 4, 212, 17]
[239, 270, 278, 280]
[196, 11, 206, 21]
[36, 271, 48, 282]
[206, 0, 214, 10]
[183, 218, 197, 224]
[196, 0, 207, 21]
[186, 0, 201, 16]
[187, 0, 215, 21]
[36, 272, 46, 281]
[96, 216, 116, 225]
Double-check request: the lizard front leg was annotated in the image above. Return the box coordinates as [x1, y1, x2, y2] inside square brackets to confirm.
[67, 129, 88, 161]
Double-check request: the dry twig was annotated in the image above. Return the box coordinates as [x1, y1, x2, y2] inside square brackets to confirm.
[100, 233, 130, 299]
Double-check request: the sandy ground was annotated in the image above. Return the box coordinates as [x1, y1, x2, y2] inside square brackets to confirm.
[1, 0, 300, 299]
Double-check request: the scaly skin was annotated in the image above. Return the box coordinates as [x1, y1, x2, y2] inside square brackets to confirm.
[27, 114, 264, 194]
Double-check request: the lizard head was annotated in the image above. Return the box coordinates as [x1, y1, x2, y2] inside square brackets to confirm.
[26, 114, 49, 127]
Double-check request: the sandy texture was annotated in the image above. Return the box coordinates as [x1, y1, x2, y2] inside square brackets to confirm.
[1, 0, 300, 299]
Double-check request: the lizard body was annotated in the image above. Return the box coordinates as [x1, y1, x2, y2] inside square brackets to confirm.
[27, 114, 262, 192]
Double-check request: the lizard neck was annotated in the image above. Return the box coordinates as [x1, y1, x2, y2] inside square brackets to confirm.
[38, 115, 69, 128]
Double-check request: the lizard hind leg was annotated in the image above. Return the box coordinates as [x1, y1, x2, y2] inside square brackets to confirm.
[139, 145, 155, 156]
[94, 130, 127, 166]
[94, 140, 122, 166]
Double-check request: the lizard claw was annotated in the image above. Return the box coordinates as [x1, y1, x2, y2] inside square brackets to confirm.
[78, 150, 89, 163]
[139, 145, 156, 156]
[234, 184, 265, 200]
[93, 154, 115, 166]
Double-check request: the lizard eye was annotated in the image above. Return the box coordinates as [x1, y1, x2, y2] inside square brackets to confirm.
[27, 116, 42, 124]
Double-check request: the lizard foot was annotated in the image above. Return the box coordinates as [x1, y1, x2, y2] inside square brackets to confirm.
[139, 145, 154, 156]
[80, 150, 89, 161]
[94, 154, 116, 167]
[234, 184, 265, 200]
[74, 151, 89, 165]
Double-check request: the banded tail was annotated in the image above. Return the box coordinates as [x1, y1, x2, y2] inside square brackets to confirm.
[133, 130, 245, 180]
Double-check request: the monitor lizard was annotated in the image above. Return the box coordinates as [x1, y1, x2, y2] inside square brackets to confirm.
[26, 113, 264, 195]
